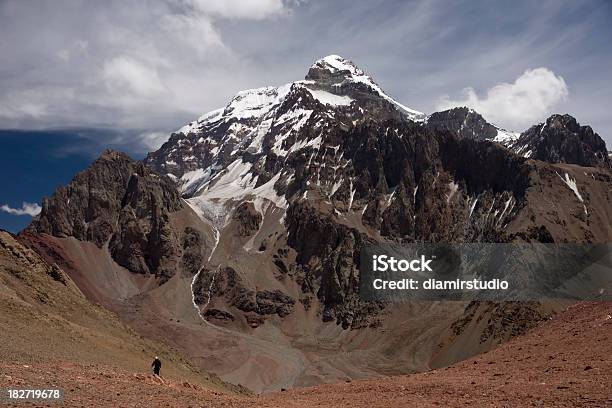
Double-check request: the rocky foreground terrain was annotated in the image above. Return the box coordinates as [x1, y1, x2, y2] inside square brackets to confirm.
[12, 55, 612, 393]
[0, 230, 242, 396]
[1, 301, 609, 407]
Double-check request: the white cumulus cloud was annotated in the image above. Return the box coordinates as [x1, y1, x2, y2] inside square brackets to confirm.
[436, 68, 569, 130]
[1, 202, 42, 217]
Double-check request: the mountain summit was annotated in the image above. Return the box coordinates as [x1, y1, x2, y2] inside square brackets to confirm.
[306, 55, 426, 120]
[145, 55, 425, 201]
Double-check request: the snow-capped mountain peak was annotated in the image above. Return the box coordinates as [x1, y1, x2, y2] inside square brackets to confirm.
[147, 55, 435, 225]
[176, 54, 426, 139]
[307, 55, 425, 121]
[309, 54, 365, 77]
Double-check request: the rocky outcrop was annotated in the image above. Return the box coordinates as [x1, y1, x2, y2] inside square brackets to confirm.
[232, 202, 262, 237]
[426, 110, 612, 169]
[204, 308, 235, 322]
[426, 107, 498, 140]
[286, 200, 383, 329]
[193, 266, 296, 326]
[255, 290, 295, 317]
[511, 114, 610, 167]
[25, 150, 186, 281]
[180, 227, 205, 276]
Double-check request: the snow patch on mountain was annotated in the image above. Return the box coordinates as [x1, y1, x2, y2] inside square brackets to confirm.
[192, 158, 287, 208]
[228, 85, 293, 120]
[493, 128, 520, 145]
[307, 89, 353, 106]
[183, 158, 289, 230]
[557, 171, 588, 216]
[175, 84, 294, 136]
[447, 181, 459, 203]
[177, 108, 224, 135]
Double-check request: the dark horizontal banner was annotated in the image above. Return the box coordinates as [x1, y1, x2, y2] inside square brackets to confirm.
[359, 244, 612, 301]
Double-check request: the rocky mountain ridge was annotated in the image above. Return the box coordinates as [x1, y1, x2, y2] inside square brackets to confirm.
[510, 113, 610, 167]
[425, 108, 611, 169]
[425, 106, 518, 143]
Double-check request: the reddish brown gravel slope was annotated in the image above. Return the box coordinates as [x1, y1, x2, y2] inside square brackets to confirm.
[1, 301, 609, 407]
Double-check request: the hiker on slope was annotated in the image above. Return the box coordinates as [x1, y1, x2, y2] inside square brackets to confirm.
[152, 356, 162, 376]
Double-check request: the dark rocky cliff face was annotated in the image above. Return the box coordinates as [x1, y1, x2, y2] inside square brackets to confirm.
[285, 200, 382, 329]
[25, 150, 186, 280]
[510, 114, 610, 167]
[426, 107, 498, 140]
[426, 110, 610, 170]
[279, 120, 534, 328]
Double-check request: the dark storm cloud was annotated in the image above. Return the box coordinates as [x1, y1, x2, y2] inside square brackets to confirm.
[1, 0, 611, 147]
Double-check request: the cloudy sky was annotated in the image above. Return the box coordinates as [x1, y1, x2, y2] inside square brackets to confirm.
[1, 0, 611, 230]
